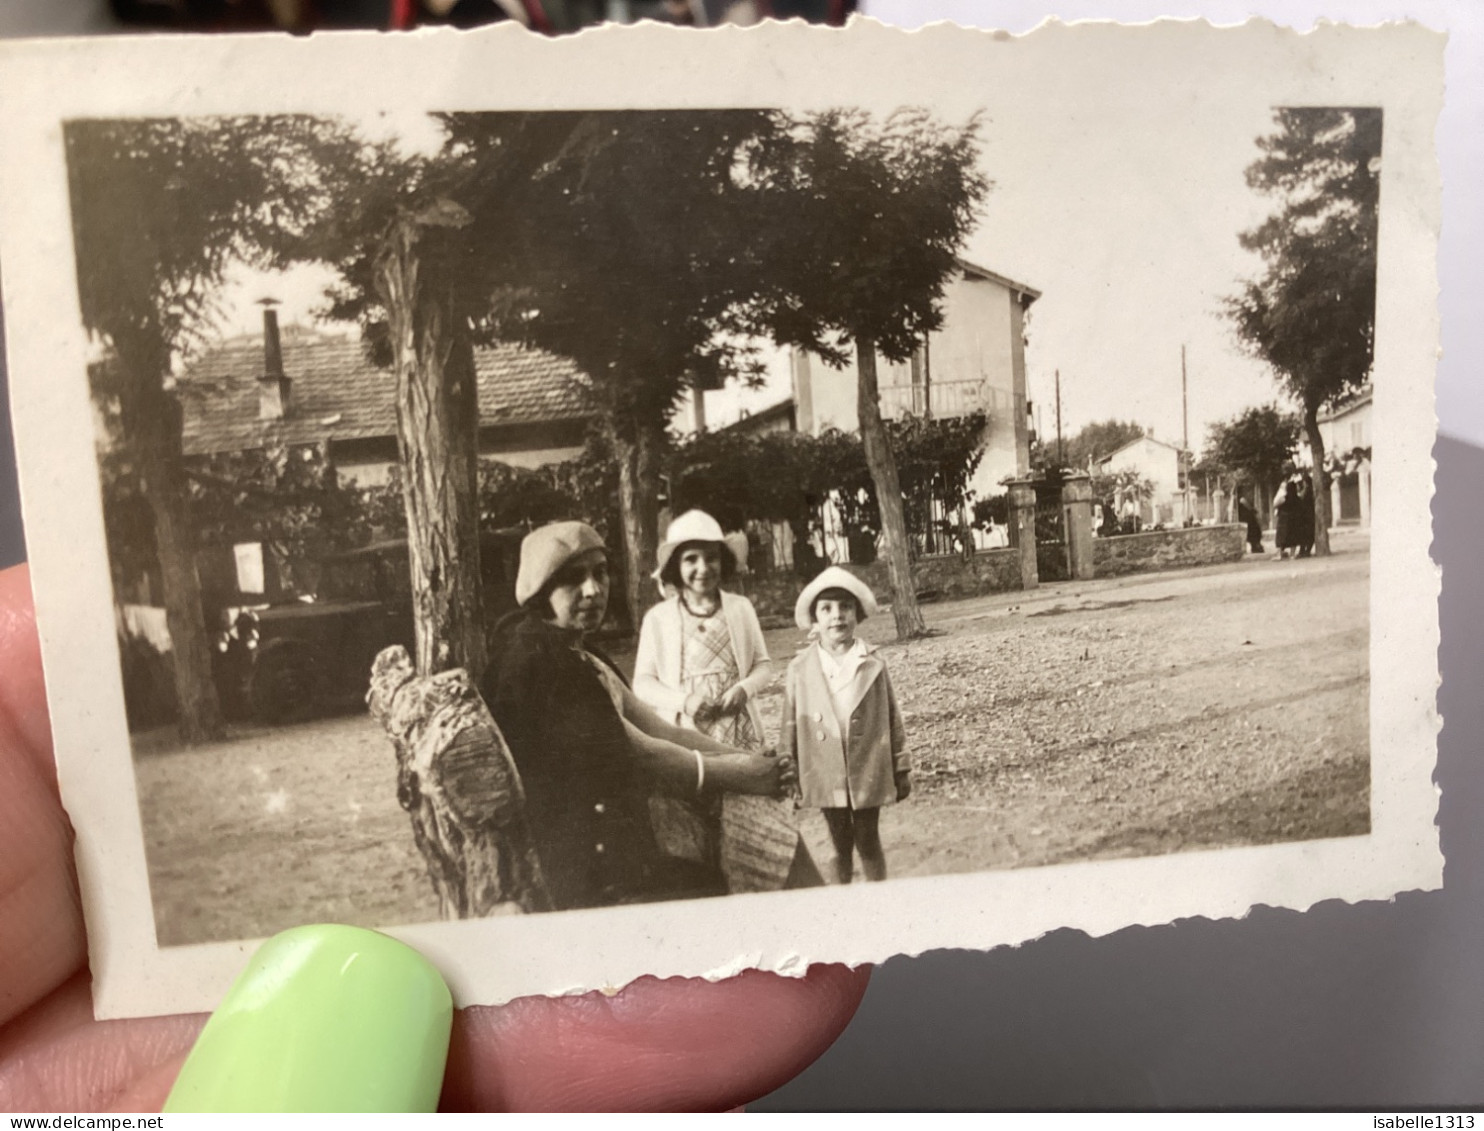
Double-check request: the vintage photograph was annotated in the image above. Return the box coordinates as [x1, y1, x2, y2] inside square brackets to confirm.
[0, 19, 1442, 1017]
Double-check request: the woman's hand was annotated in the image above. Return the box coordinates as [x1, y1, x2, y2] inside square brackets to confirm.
[704, 750, 786, 798]
[0, 564, 869, 1111]
[683, 690, 714, 724]
[717, 684, 749, 715]
[895, 770, 912, 803]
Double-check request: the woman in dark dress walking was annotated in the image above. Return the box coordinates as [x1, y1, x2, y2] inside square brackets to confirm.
[1237, 494, 1263, 554]
[1274, 471, 1304, 560]
[1295, 475, 1316, 558]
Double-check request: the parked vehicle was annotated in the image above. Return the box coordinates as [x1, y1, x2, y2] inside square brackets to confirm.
[216, 532, 523, 724]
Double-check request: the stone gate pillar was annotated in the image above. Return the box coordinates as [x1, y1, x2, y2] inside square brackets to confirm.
[1062, 474, 1095, 581]
[1007, 479, 1039, 590]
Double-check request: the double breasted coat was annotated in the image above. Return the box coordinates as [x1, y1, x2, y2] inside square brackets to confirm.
[780, 642, 909, 810]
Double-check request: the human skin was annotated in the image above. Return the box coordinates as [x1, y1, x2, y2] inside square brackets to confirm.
[544, 547, 611, 635]
[813, 593, 860, 657]
[0, 563, 869, 1111]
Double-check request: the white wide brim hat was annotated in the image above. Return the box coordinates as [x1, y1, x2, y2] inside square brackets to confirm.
[515, 520, 606, 607]
[794, 566, 880, 631]
[653, 509, 735, 581]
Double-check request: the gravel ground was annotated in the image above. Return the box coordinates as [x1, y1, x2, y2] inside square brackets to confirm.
[135, 530, 1369, 945]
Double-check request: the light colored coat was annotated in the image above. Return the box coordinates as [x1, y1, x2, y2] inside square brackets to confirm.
[781, 642, 909, 810]
[633, 591, 773, 740]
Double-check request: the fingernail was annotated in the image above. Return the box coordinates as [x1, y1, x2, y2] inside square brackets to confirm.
[164, 924, 452, 1113]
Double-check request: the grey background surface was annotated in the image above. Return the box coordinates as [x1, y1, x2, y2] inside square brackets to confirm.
[0, 0, 1478, 1109]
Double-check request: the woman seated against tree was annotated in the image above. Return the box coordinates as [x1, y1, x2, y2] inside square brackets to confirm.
[479, 520, 789, 911]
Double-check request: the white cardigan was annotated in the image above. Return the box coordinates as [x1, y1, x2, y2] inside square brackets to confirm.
[633, 591, 773, 739]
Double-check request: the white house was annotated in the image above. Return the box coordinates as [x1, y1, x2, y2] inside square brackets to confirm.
[687, 258, 1040, 562]
[1097, 433, 1190, 527]
[1316, 384, 1372, 528]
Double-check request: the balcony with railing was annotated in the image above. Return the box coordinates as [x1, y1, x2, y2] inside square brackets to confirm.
[877, 378, 1018, 421]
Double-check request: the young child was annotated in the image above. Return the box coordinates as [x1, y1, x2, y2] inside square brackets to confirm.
[781, 566, 910, 883]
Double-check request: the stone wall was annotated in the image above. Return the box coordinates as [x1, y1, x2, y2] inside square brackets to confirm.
[1092, 523, 1246, 577]
[739, 548, 1023, 626]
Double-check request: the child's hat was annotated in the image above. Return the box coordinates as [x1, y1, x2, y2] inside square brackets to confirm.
[794, 565, 879, 631]
[653, 510, 735, 581]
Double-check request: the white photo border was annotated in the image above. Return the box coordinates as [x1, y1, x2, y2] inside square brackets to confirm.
[0, 17, 1442, 1020]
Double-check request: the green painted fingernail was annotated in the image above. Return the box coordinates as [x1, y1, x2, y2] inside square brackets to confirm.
[164, 925, 452, 1113]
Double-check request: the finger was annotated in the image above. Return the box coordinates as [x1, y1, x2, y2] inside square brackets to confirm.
[0, 564, 53, 777]
[0, 973, 202, 1113]
[442, 962, 870, 1111]
[0, 564, 85, 1030]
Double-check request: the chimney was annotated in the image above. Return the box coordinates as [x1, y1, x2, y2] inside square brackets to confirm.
[258, 298, 291, 420]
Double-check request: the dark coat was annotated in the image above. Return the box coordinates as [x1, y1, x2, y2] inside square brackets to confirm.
[1275, 478, 1302, 550]
[480, 610, 664, 910]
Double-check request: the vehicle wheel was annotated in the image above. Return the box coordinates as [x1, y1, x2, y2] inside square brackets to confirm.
[248, 641, 319, 724]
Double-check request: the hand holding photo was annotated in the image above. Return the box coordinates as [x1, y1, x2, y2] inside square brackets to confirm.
[0, 16, 1443, 1019]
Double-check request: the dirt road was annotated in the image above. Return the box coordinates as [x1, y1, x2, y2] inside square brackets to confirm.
[136, 532, 1368, 945]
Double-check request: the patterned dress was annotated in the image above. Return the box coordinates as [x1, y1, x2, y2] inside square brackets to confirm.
[679, 599, 759, 751]
[679, 598, 810, 892]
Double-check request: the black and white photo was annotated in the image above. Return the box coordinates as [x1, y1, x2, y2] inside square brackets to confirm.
[0, 17, 1443, 1018]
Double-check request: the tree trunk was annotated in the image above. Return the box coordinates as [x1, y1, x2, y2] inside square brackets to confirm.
[610, 409, 665, 630]
[856, 337, 926, 638]
[376, 211, 486, 681]
[1302, 403, 1332, 556]
[121, 345, 224, 744]
[368, 645, 549, 917]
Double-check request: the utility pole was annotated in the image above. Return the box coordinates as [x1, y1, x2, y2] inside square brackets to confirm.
[1055, 368, 1064, 467]
[1181, 345, 1193, 524]
[1181, 346, 1189, 452]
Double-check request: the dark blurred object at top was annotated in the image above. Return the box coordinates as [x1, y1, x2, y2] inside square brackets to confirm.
[109, 0, 854, 32]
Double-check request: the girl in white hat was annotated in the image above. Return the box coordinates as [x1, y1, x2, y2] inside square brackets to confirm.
[635, 511, 821, 892]
[635, 510, 772, 749]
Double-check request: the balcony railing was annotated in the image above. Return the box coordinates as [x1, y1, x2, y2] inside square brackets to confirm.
[877, 378, 1017, 421]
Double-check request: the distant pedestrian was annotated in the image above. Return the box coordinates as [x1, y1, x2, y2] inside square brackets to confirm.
[782, 567, 910, 884]
[1237, 495, 1263, 554]
[1274, 471, 1304, 559]
[1295, 475, 1316, 558]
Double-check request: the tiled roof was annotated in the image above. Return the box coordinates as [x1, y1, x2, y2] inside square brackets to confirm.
[178, 331, 592, 457]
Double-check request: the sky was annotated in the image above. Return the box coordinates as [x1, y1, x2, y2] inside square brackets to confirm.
[208, 69, 1317, 459]
[962, 88, 1287, 451]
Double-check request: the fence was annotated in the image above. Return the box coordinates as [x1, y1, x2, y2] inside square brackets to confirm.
[877, 378, 1020, 422]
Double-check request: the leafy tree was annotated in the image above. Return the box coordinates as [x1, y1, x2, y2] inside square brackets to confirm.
[311, 117, 603, 678]
[98, 430, 393, 608]
[441, 110, 781, 627]
[1058, 419, 1145, 473]
[67, 116, 351, 741]
[671, 412, 988, 569]
[1203, 403, 1300, 516]
[972, 493, 1009, 530]
[746, 108, 990, 637]
[1226, 107, 1381, 556]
